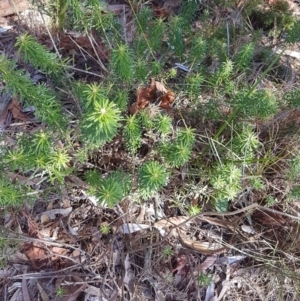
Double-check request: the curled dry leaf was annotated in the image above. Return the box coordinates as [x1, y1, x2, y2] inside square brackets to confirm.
[8, 97, 29, 121]
[178, 233, 226, 255]
[130, 78, 175, 114]
[130, 78, 156, 114]
[158, 90, 175, 110]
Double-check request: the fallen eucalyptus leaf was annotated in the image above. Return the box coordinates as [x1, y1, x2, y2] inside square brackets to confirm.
[241, 224, 256, 234]
[218, 255, 246, 265]
[179, 234, 226, 254]
[120, 223, 150, 234]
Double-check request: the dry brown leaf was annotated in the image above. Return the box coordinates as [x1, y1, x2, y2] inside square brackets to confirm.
[154, 216, 190, 229]
[120, 223, 150, 234]
[159, 90, 175, 110]
[129, 102, 139, 114]
[154, 216, 190, 237]
[172, 253, 189, 275]
[7, 171, 42, 186]
[21, 243, 49, 269]
[179, 233, 226, 255]
[154, 80, 168, 93]
[8, 98, 29, 121]
[130, 78, 175, 114]
[65, 175, 89, 188]
[194, 255, 217, 276]
[0, 93, 11, 128]
[70, 249, 81, 263]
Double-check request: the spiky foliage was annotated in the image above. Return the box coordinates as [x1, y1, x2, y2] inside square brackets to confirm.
[97, 175, 124, 207]
[15, 33, 64, 77]
[138, 161, 169, 199]
[0, 177, 24, 207]
[0, 55, 65, 128]
[111, 90, 129, 111]
[285, 22, 300, 43]
[82, 83, 107, 110]
[187, 73, 204, 100]
[230, 125, 261, 160]
[80, 83, 122, 147]
[111, 44, 134, 82]
[135, 59, 148, 82]
[149, 18, 166, 52]
[136, 6, 152, 33]
[180, 0, 199, 21]
[234, 42, 255, 71]
[284, 88, 300, 108]
[210, 163, 242, 212]
[123, 115, 143, 154]
[160, 127, 195, 168]
[213, 59, 234, 87]
[81, 98, 122, 146]
[168, 16, 185, 58]
[155, 114, 173, 136]
[234, 89, 278, 119]
[88, 170, 132, 207]
[189, 36, 207, 65]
